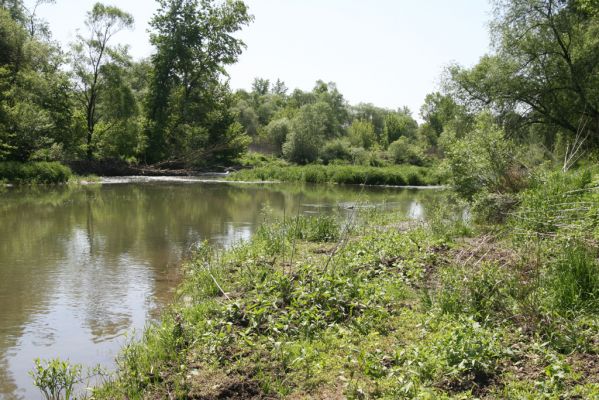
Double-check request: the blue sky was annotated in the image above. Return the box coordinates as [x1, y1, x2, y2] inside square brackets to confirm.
[38, 0, 492, 118]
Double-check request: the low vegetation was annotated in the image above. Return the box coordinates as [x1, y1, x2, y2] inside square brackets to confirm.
[229, 164, 442, 186]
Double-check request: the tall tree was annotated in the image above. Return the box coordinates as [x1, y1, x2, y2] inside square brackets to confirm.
[449, 0, 599, 144]
[145, 0, 252, 165]
[71, 3, 133, 159]
[0, 6, 72, 161]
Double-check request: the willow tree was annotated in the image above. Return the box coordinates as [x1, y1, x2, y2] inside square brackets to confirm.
[145, 0, 253, 165]
[71, 3, 134, 160]
[449, 0, 599, 145]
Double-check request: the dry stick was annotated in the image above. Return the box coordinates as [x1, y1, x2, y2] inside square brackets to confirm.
[325, 205, 359, 276]
[563, 115, 590, 172]
[208, 267, 230, 301]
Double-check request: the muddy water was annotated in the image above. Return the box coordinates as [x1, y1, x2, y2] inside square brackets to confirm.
[0, 179, 444, 399]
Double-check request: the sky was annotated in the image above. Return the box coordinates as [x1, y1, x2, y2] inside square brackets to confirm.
[37, 0, 492, 118]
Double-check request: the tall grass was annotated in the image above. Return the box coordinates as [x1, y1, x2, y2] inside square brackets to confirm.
[0, 161, 72, 184]
[229, 164, 442, 186]
[546, 242, 599, 312]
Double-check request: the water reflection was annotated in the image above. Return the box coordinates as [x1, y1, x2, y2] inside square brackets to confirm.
[0, 181, 444, 399]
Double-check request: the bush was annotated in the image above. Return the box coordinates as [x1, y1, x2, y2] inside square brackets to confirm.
[388, 136, 427, 166]
[348, 120, 376, 149]
[30, 358, 83, 400]
[266, 118, 291, 155]
[0, 161, 72, 184]
[441, 113, 528, 201]
[321, 139, 352, 164]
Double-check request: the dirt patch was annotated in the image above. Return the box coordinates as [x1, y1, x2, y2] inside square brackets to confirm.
[568, 353, 599, 384]
[187, 368, 275, 400]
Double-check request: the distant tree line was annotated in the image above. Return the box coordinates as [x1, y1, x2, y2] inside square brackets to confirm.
[231, 78, 446, 166]
[1, 0, 598, 169]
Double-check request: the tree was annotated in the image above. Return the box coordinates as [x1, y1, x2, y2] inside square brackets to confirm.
[23, 0, 55, 38]
[348, 119, 376, 149]
[266, 117, 290, 154]
[251, 77, 270, 96]
[283, 102, 329, 164]
[71, 3, 134, 159]
[272, 79, 287, 96]
[351, 103, 388, 141]
[448, 0, 599, 145]
[145, 0, 253, 164]
[384, 111, 417, 144]
[0, 6, 72, 161]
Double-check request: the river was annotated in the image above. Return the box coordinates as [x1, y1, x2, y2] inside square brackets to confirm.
[0, 178, 445, 399]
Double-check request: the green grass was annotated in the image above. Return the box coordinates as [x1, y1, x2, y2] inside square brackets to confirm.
[0, 161, 72, 184]
[229, 164, 443, 186]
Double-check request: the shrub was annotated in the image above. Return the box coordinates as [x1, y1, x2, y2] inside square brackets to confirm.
[0, 161, 72, 184]
[266, 118, 291, 154]
[348, 120, 376, 149]
[321, 139, 352, 164]
[441, 113, 527, 201]
[388, 136, 426, 166]
[30, 358, 83, 400]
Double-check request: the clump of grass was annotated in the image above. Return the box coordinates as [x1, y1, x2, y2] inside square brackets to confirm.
[0, 161, 72, 184]
[545, 241, 599, 313]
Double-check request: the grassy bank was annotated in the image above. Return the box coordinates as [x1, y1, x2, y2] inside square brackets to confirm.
[0, 161, 72, 184]
[229, 164, 443, 186]
[80, 168, 599, 399]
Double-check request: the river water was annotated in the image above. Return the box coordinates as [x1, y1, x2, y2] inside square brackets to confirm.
[0, 178, 444, 399]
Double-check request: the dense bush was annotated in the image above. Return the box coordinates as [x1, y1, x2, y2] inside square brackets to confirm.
[441, 113, 527, 201]
[320, 139, 353, 164]
[388, 136, 427, 166]
[0, 161, 72, 184]
[265, 118, 291, 155]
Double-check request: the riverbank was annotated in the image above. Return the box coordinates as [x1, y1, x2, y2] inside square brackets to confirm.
[88, 168, 599, 399]
[228, 164, 443, 186]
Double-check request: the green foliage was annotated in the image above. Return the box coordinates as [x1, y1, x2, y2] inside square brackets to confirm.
[448, 0, 599, 146]
[70, 2, 135, 160]
[29, 358, 82, 400]
[0, 161, 71, 183]
[320, 138, 353, 164]
[442, 113, 527, 201]
[348, 119, 376, 150]
[388, 136, 427, 166]
[0, 7, 74, 162]
[384, 111, 418, 144]
[511, 168, 597, 236]
[437, 261, 516, 321]
[145, 0, 253, 165]
[265, 117, 291, 154]
[282, 102, 331, 164]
